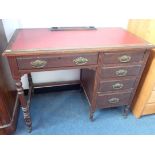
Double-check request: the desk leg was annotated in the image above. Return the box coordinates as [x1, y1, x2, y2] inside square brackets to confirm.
[28, 73, 34, 95]
[122, 105, 130, 118]
[16, 80, 32, 132]
[89, 107, 95, 121]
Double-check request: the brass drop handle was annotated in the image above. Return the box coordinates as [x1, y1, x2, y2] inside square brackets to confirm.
[116, 69, 128, 76]
[108, 98, 120, 104]
[118, 55, 131, 63]
[31, 60, 47, 68]
[73, 57, 88, 65]
[112, 83, 124, 89]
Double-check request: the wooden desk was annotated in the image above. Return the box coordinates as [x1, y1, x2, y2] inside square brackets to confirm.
[3, 28, 154, 132]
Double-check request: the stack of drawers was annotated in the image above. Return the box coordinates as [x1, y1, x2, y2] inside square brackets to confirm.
[96, 49, 146, 110]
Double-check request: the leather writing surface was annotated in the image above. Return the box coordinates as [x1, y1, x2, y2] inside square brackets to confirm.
[11, 28, 147, 51]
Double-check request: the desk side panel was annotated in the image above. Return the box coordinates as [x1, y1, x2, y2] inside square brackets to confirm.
[81, 69, 96, 105]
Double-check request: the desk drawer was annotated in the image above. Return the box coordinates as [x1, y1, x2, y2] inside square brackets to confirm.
[142, 103, 155, 115]
[100, 65, 141, 79]
[16, 53, 98, 70]
[152, 83, 155, 91]
[148, 91, 155, 103]
[102, 50, 145, 65]
[99, 78, 136, 92]
[96, 91, 131, 108]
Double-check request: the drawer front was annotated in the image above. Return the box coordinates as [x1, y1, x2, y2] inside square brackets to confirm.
[96, 91, 131, 108]
[102, 50, 145, 65]
[153, 83, 155, 91]
[142, 103, 155, 115]
[148, 91, 155, 103]
[99, 78, 136, 92]
[17, 53, 98, 70]
[101, 65, 141, 79]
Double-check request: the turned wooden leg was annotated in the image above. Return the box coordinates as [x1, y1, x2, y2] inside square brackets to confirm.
[122, 105, 130, 118]
[89, 106, 95, 121]
[16, 80, 32, 132]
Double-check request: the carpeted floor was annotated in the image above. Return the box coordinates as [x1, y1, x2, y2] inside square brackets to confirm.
[15, 89, 155, 135]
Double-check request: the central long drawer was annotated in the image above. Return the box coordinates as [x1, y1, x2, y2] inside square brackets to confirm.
[16, 53, 98, 70]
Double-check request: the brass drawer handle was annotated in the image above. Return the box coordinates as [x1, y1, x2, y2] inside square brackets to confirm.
[108, 98, 120, 104]
[116, 69, 128, 76]
[31, 60, 47, 68]
[73, 57, 88, 65]
[112, 83, 124, 89]
[118, 55, 131, 63]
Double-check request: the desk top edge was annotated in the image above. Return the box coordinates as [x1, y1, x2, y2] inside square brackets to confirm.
[3, 27, 155, 56]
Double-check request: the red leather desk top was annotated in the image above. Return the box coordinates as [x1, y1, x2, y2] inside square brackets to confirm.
[9, 28, 148, 51]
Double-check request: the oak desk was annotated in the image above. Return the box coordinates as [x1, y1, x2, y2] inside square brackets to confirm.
[3, 28, 153, 132]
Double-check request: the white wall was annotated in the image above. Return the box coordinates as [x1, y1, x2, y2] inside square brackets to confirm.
[2, 20, 20, 41]
[2, 0, 155, 89]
